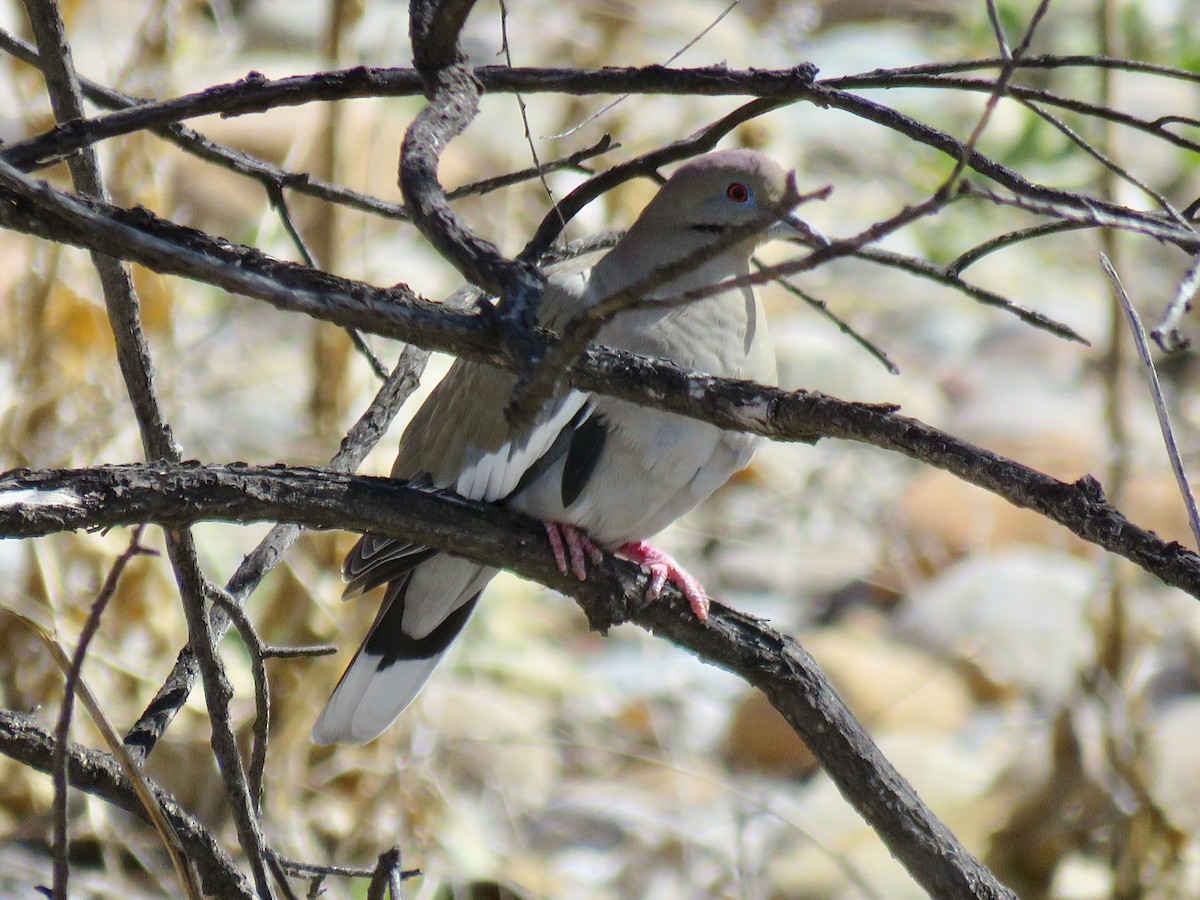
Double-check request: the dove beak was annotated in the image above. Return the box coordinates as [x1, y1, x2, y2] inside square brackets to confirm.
[768, 213, 830, 248]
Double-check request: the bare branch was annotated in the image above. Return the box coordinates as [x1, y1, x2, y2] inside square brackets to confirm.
[2, 433, 1198, 611]
[828, 71, 1200, 158]
[51, 527, 155, 899]
[400, 0, 546, 333]
[1102, 256, 1200, 550]
[125, 344, 432, 761]
[4, 55, 1197, 172]
[783, 232, 1089, 342]
[0, 461, 1036, 898]
[753, 258, 899, 375]
[0, 710, 255, 900]
[205, 587, 272, 814]
[950, 220, 1091, 273]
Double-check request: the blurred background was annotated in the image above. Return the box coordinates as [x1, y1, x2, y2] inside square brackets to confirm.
[2, 0, 1200, 896]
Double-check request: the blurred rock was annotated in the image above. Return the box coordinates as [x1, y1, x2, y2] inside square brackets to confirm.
[765, 732, 1011, 899]
[894, 457, 1194, 584]
[723, 613, 973, 776]
[984, 708, 1115, 900]
[422, 681, 562, 808]
[895, 549, 1097, 705]
[1150, 697, 1200, 834]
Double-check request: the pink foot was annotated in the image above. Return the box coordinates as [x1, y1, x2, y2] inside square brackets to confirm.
[544, 522, 604, 581]
[615, 540, 710, 622]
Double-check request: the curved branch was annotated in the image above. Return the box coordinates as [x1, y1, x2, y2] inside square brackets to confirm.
[0, 462, 1021, 899]
[826, 72, 1200, 157]
[401, 1, 536, 296]
[0, 64, 820, 171]
[0, 157, 1189, 583]
[3, 56, 1191, 259]
[0, 710, 255, 900]
[6, 54, 1197, 174]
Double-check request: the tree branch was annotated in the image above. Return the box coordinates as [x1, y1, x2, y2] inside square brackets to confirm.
[0, 710, 255, 900]
[0, 461, 1028, 898]
[124, 342, 433, 761]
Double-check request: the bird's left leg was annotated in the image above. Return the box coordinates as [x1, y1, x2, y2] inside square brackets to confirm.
[544, 522, 605, 581]
[615, 541, 710, 622]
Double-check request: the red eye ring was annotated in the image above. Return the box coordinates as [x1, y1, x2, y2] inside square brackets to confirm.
[726, 182, 750, 203]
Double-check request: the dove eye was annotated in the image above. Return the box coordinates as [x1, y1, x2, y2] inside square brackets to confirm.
[726, 182, 751, 203]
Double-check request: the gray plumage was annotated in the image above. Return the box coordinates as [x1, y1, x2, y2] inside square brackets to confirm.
[313, 149, 794, 744]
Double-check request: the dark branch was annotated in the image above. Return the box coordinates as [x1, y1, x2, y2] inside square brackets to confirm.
[0, 710, 255, 900]
[125, 344, 432, 761]
[6, 55, 1199, 173]
[0, 461, 1031, 899]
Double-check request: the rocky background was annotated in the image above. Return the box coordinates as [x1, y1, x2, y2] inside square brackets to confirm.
[2, 0, 1199, 897]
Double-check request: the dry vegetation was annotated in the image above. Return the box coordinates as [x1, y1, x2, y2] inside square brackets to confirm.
[2, 0, 1200, 898]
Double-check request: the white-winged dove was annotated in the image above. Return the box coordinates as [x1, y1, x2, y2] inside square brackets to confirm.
[313, 149, 801, 744]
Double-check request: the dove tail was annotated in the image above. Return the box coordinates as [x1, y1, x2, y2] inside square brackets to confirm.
[312, 555, 491, 744]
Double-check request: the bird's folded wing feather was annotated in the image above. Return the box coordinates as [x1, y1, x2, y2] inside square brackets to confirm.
[340, 274, 600, 598]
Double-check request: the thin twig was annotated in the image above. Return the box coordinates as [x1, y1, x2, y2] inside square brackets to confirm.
[759, 261, 899, 374]
[775, 222, 1087, 343]
[949, 220, 1091, 273]
[1102, 255, 1200, 550]
[165, 535, 276, 898]
[1017, 98, 1189, 229]
[497, 0, 561, 230]
[52, 527, 154, 900]
[206, 586, 272, 813]
[961, 183, 1196, 248]
[263, 180, 390, 380]
[125, 342, 434, 760]
[825, 72, 1200, 158]
[984, 0, 1013, 60]
[649, 186, 959, 311]
[4, 608, 204, 900]
[547, 0, 745, 139]
[853, 243, 1088, 343]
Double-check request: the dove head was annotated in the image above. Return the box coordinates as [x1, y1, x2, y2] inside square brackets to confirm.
[633, 149, 794, 242]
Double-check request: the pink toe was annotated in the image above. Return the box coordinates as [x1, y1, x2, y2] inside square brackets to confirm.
[616, 541, 710, 622]
[544, 523, 569, 575]
[545, 522, 602, 582]
[564, 526, 590, 581]
[646, 564, 668, 600]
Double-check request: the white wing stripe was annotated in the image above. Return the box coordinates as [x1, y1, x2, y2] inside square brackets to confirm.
[454, 390, 590, 502]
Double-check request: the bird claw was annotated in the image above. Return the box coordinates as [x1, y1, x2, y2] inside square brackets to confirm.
[616, 540, 710, 622]
[544, 522, 604, 581]
[544, 528, 710, 622]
